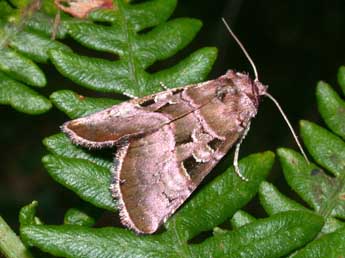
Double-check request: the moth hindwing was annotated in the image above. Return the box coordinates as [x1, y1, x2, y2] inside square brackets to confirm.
[62, 70, 267, 234]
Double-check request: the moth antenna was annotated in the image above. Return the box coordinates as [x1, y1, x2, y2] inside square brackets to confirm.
[264, 92, 310, 164]
[222, 17, 259, 81]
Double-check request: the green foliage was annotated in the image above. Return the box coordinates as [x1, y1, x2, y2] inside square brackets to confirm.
[0, 71, 50, 114]
[191, 211, 322, 258]
[292, 227, 345, 257]
[63, 208, 96, 227]
[0, 0, 72, 114]
[50, 90, 120, 119]
[230, 210, 256, 229]
[258, 66, 345, 257]
[49, 0, 217, 97]
[20, 210, 322, 258]
[43, 133, 113, 169]
[42, 154, 116, 211]
[0, 216, 33, 258]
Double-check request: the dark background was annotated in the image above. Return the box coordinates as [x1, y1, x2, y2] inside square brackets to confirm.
[1, 0, 345, 232]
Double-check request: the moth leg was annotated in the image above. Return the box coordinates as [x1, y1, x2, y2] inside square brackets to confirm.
[233, 122, 251, 181]
[159, 82, 169, 90]
[123, 92, 138, 99]
[154, 89, 177, 105]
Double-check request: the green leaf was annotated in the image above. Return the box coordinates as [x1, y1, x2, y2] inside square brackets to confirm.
[22, 223, 169, 258]
[230, 210, 256, 229]
[293, 227, 345, 258]
[20, 210, 323, 258]
[0, 1, 14, 18]
[0, 216, 34, 258]
[116, 0, 177, 31]
[9, 29, 71, 63]
[20, 152, 275, 257]
[49, 0, 217, 97]
[43, 133, 112, 170]
[0, 71, 51, 114]
[19, 201, 41, 227]
[42, 154, 116, 211]
[64, 208, 95, 227]
[259, 181, 307, 214]
[0, 48, 46, 87]
[8, 0, 32, 9]
[191, 211, 323, 258]
[0, 0, 90, 114]
[259, 179, 344, 235]
[26, 11, 68, 38]
[300, 120, 345, 177]
[148, 47, 217, 89]
[278, 148, 345, 218]
[50, 90, 120, 119]
[0, 0, 72, 114]
[316, 80, 345, 139]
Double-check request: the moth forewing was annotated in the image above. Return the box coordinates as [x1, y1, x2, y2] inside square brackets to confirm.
[62, 70, 267, 234]
[62, 85, 199, 149]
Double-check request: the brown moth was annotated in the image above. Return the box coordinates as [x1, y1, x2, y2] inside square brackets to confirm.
[62, 19, 308, 234]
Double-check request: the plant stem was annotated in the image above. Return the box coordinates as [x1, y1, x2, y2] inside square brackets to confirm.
[0, 216, 34, 258]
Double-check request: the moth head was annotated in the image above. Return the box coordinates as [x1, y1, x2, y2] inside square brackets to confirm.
[220, 18, 310, 168]
[218, 70, 267, 108]
[221, 17, 267, 105]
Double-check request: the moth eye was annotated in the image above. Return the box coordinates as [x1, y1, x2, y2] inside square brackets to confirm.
[216, 87, 227, 101]
[216, 86, 238, 101]
[217, 93, 225, 101]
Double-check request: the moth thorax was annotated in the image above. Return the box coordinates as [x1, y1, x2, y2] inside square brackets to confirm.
[219, 70, 267, 108]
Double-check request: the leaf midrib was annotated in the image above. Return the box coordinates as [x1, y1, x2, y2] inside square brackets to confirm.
[117, 0, 140, 96]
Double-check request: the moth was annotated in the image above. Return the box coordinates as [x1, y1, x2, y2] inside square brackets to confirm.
[62, 19, 308, 234]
